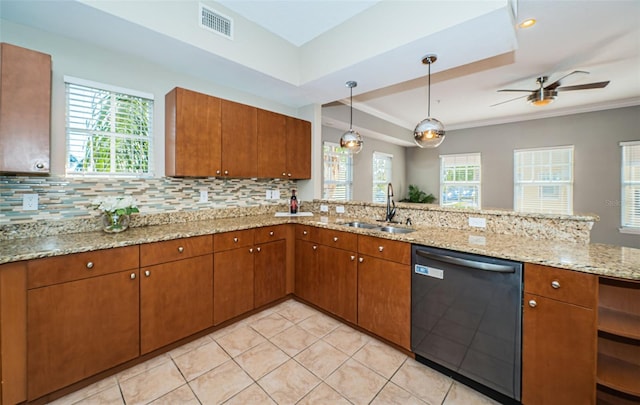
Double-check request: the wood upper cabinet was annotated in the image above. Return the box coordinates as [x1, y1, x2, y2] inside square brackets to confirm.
[26, 249, 140, 400]
[522, 263, 597, 405]
[257, 110, 311, 179]
[221, 99, 257, 178]
[357, 236, 411, 350]
[165, 87, 221, 177]
[0, 43, 51, 174]
[140, 236, 214, 354]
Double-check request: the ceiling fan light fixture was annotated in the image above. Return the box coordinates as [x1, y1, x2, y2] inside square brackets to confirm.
[527, 89, 557, 106]
[340, 80, 363, 154]
[414, 54, 446, 148]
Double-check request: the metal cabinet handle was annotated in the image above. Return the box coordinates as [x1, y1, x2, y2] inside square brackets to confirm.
[378, 246, 384, 252]
[249, 248, 254, 253]
[333, 237, 339, 242]
[350, 255, 355, 261]
[303, 231, 308, 235]
[35, 162, 45, 169]
[216, 170, 221, 175]
[358, 257, 364, 263]
[528, 299, 537, 308]
[269, 231, 274, 236]
[224, 170, 229, 175]
[257, 247, 261, 252]
[145, 270, 151, 277]
[312, 245, 317, 250]
[288, 173, 292, 177]
[130, 273, 136, 280]
[233, 237, 238, 243]
[282, 172, 286, 176]
[178, 246, 184, 253]
[86, 262, 94, 269]
[551, 280, 561, 289]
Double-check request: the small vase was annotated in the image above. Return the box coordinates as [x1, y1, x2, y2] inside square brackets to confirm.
[102, 212, 131, 233]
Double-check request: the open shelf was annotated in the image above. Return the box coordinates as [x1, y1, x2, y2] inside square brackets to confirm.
[597, 385, 640, 405]
[599, 307, 640, 340]
[597, 352, 640, 397]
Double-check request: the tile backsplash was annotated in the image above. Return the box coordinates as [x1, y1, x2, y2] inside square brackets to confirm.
[0, 175, 295, 225]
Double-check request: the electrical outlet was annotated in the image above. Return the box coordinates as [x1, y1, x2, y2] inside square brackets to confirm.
[335, 205, 345, 214]
[266, 190, 272, 200]
[199, 190, 208, 203]
[320, 204, 329, 212]
[272, 189, 280, 200]
[469, 217, 486, 228]
[23, 194, 38, 211]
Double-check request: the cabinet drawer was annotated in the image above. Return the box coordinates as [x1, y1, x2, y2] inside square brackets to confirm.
[140, 235, 213, 267]
[295, 225, 319, 243]
[524, 263, 597, 309]
[319, 229, 357, 251]
[358, 235, 411, 265]
[27, 246, 139, 289]
[214, 229, 255, 252]
[255, 225, 287, 244]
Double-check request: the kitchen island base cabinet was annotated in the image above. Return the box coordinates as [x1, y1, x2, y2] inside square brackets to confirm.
[522, 263, 597, 405]
[27, 270, 140, 401]
[318, 245, 357, 324]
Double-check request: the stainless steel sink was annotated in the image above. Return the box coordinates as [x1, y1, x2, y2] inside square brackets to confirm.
[377, 226, 415, 234]
[342, 221, 380, 229]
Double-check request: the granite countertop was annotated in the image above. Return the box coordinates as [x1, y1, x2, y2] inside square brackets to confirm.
[1, 214, 639, 281]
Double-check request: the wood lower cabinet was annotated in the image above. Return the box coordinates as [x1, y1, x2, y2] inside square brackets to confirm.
[522, 263, 597, 405]
[357, 236, 411, 350]
[27, 270, 139, 400]
[254, 239, 286, 308]
[0, 43, 51, 174]
[295, 238, 320, 306]
[318, 245, 357, 323]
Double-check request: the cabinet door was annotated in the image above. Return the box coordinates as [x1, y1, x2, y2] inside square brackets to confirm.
[254, 239, 286, 308]
[27, 270, 139, 400]
[295, 239, 319, 306]
[257, 109, 286, 178]
[318, 245, 357, 323]
[140, 254, 214, 354]
[358, 255, 411, 350]
[221, 99, 257, 177]
[286, 117, 311, 179]
[522, 293, 596, 405]
[214, 247, 254, 325]
[165, 87, 221, 177]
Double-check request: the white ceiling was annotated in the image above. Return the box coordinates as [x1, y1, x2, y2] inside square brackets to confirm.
[1, 0, 639, 146]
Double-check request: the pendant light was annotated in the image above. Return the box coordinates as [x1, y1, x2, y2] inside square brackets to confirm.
[414, 54, 445, 148]
[340, 80, 363, 154]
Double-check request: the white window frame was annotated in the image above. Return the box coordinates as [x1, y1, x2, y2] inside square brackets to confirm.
[322, 141, 353, 201]
[514, 146, 574, 215]
[440, 153, 481, 209]
[621, 141, 640, 234]
[65, 76, 154, 177]
[372, 151, 393, 203]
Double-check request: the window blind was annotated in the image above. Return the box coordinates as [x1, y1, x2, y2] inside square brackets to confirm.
[323, 142, 353, 201]
[514, 146, 573, 215]
[440, 153, 481, 208]
[621, 141, 640, 229]
[372, 152, 393, 203]
[65, 79, 153, 176]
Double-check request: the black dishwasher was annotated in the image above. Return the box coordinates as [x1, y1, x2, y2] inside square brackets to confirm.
[411, 245, 522, 404]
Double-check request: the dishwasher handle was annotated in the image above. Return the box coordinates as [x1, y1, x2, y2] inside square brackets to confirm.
[415, 249, 516, 273]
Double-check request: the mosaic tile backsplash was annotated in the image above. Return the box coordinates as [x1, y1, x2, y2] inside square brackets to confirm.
[0, 175, 295, 239]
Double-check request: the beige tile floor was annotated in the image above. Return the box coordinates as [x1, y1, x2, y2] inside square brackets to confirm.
[48, 299, 500, 405]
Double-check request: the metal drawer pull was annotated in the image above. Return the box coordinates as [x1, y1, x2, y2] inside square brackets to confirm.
[303, 231, 308, 235]
[36, 162, 45, 169]
[86, 262, 94, 269]
[528, 300, 537, 308]
[350, 255, 355, 261]
[551, 280, 561, 289]
[224, 170, 229, 175]
[233, 237, 238, 243]
[216, 170, 221, 175]
[312, 245, 317, 250]
[257, 247, 261, 252]
[288, 173, 292, 177]
[378, 246, 384, 252]
[145, 270, 151, 277]
[333, 237, 339, 242]
[178, 246, 184, 253]
[359, 257, 364, 263]
[130, 273, 136, 280]
[282, 172, 286, 176]
[249, 248, 254, 253]
[270, 231, 274, 236]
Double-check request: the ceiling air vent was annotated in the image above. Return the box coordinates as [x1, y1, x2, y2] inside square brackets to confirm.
[199, 4, 233, 39]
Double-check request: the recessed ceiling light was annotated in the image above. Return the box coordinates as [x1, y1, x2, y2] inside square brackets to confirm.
[518, 18, 536, 29]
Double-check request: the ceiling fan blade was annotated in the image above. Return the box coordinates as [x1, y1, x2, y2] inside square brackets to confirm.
[490, 94, 528, 107]
[497, 89, 535, 93]
[544, 70, 589, 90]
[556, 81, 610, 91]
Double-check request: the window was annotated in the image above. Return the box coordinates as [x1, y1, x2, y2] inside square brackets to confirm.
[372, 152, 393, 203]
[323, 142, 352, 200]
[440, 153, 481, 208]
[514, 146, 574, 215]
[65, 76, 154, 176]
[621, 141, 640, 232]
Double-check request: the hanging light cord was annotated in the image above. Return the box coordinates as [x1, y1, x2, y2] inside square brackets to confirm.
[349, 85, 354, 130]
[427, 58, 431, 117]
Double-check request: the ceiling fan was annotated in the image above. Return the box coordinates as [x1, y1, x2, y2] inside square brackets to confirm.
[492, 70, 610, 107]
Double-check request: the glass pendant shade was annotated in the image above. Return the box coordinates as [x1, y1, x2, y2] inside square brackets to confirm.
[340, 129, 363, 153]
[339, 80, 363, 154]
[414, 118, 445, 148]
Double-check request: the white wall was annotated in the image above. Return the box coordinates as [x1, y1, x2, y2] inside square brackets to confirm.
[322, 126, 407, 202]
[406, 106, 640, 248]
